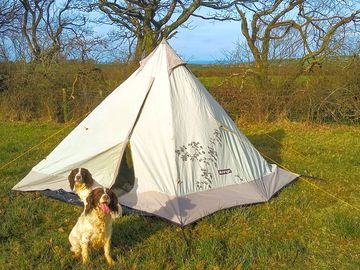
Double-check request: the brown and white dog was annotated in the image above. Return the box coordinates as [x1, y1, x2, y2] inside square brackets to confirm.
[68, 168, 94, 204]
[69, 187, 122, 264]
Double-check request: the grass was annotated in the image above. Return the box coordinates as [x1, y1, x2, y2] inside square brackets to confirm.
[0, 121, 360, 269]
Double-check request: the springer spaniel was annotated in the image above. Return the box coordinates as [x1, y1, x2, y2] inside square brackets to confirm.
[69, 187, 122, 264]
[68, 168, 94, 204]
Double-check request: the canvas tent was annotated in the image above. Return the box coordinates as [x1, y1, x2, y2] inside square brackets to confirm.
[13, 40, 298, 226]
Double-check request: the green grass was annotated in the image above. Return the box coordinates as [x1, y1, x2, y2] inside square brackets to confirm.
[1, 121, 360, 269]
[198, 77, 226, 89]
[197, 75, 313, 90]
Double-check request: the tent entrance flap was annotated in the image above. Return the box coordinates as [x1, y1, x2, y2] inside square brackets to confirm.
[112, 143, 135, 197]
[109, 76, 154, 189]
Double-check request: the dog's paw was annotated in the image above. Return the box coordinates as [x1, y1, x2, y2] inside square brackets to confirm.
[70, 247, 81, 258]
[106, 257, 115, 265]
[71, 252, 81, 258]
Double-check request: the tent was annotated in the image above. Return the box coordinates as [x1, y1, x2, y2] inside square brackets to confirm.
[13, 40, 298, 226]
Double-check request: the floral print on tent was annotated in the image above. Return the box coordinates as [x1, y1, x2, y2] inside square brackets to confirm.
[175, 129, 223, 190]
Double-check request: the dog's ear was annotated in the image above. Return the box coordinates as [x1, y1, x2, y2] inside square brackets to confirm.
[68, 169, 76, 190]
[85, 191, 94, 215]
[82, 168, 94, 188]
[108, 189, 119, 213]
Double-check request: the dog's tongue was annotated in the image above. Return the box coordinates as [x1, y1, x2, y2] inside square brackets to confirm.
[99, 203, 110, 214]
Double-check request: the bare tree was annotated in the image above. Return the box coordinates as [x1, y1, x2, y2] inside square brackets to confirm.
[0, 1, 20, 34]
[0, 1, 21, 60]
[19, 0, 86, 63]
[93, 0, 252, 62]
[64, 27, 118, 62]
[235, 0, 360, 88]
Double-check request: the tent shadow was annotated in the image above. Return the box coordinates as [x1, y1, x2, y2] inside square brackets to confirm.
[247, 128, 300, 200]
[152, 196, 196, 226]
[111, 214, 168, 252]
[247, 129, 285, 165]
[111, 196, 195, 255]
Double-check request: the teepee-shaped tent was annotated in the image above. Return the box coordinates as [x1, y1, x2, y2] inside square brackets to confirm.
[13, 40, 298, 225]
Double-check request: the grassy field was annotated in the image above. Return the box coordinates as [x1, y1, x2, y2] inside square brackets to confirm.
[0, 121, 360, 269]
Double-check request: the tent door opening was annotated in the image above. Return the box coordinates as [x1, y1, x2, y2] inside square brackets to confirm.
[112, 143, 135, 196]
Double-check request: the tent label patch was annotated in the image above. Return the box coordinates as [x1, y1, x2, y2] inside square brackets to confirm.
[218, 169, 232, 175]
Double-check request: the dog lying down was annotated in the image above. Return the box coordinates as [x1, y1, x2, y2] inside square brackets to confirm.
[69, 187, 122, 265]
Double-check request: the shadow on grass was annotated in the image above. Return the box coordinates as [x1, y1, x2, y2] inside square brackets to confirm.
[111, 214, 168, 251]
[247, 129, 285, 165]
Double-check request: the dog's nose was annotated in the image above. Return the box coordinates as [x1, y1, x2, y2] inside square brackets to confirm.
[75, 175, 81, 180]
[103, 194, 110, 200]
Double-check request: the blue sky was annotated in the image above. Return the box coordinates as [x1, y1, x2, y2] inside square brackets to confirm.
[168, 17, 243, 63]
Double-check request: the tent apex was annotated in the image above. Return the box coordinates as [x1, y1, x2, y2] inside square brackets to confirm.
[139, 40, 186, 74]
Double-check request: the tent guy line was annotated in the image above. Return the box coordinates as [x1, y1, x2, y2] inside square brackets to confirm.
[0, 111, 90, 171]
[217, 123, 360, 213]
[262, 133, 360, 212]
[258, 150, 360, 212]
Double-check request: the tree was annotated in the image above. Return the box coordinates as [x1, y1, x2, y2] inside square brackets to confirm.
[64, 28, 109, 62]
[0, 1, 20, 34]
[95, 0, 252, 62]
[19, 0, 86, 63]
[234, 0, 360, 88]
[0, 1, 21, 60]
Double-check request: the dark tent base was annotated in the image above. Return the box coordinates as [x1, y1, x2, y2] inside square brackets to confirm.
[40, 189, 151, 216]
[41, 189, 82, 206]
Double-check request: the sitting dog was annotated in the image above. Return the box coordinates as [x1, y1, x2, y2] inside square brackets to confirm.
[68, 168, 94, 204]
[69, 187, 122, 264]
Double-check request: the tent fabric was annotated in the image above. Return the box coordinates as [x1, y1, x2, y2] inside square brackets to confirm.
[13, 40, 298, 226]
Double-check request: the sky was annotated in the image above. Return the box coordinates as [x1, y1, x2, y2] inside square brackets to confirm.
[167, 17, 243, 63]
